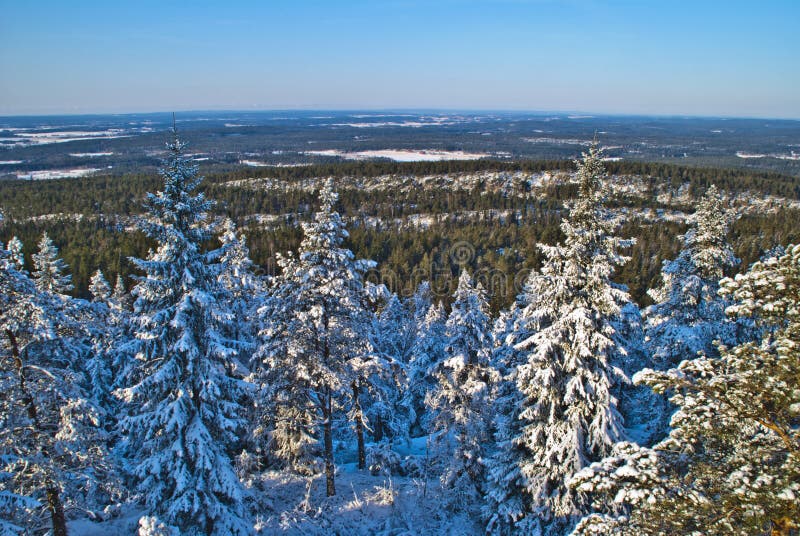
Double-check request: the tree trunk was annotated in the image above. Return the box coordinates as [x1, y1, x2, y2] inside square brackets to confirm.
[6, 329, 39, 425]
[47, 487, 68, 536]
[352, 381, 366, 470]
[374, 414, 384, 443]
[323, 390, 336, 497]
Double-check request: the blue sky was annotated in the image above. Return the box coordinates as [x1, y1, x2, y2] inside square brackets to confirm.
[1, 0, 798, 117]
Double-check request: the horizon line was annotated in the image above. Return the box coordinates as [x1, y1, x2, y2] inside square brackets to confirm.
[1, 107, 799, 122]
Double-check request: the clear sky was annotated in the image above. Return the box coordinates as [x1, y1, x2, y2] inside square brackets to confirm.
[1, 0, 798, 118]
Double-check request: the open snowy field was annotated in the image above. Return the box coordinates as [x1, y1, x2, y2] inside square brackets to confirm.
[15, 167, 104, 180]
[304, 149, 492, 161]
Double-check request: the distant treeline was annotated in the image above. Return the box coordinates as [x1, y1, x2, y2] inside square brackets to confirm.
[2, 159, 800, 220]
[1, 159, 799, 308]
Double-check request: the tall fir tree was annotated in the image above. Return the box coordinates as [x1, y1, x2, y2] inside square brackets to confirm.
[643, 185, 741, 438]
[407, 300, 448, 434]
[116, 131, 250, 535]
[89, 269, 112, 302]
[366, 293, 416, 445]
[6, 236, 24, 272]
[484, 145, 631, 535]
[84, 270, 115, 417]
[217, 218, 261, 367]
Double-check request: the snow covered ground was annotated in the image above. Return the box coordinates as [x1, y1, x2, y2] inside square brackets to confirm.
[0, 129, 131, 147]
[68, 436, 483, 535]
[70, 152, 115, 157]
[15, 168, 104, 180]
[304, 149, 491, 161]
[736, 150, 800, 160]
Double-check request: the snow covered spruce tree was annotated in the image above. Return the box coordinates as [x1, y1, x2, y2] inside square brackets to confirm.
[6, 236, 24, 272]
[483, 292, 537, 534]
[32, 232, 73, 296]
[365, 293, 416, 449]
[426, 270, 495, 510]
[373, 294, 415, 366]
[644, 184, 739, 370]
[570, 244, 800, 536]
[84, 270, 116, 419]
[256, 178, 376, 495]
[217, 218, 261, 360]
[484, 145, 632, 535]
[0, 226, 113, 536]
[410, 280, 433, 329]
[407, 299, 448, 434]
[116, 131, 250, 535]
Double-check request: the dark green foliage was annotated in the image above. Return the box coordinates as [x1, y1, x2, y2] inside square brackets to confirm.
[1, 159, 797, 309]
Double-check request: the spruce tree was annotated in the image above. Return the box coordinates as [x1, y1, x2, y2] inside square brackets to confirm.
[407, 300, 448, 434]
[32, 233, 73, 296]
[427, 270, 495, 511]
[6, 236, 24, 272]
[644, 184, 740, 371]
[366, 293, 416, 445]
[485, 146, 630, 535]
[89, 269, 112, 302]
[217, 218, 260, 366]
[84, 270, 115, 415]
[117, 132, 250, 535]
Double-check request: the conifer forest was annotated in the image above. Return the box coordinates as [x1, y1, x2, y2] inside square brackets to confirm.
[2, 2, 799, 534]
[2, 128, 798, 535]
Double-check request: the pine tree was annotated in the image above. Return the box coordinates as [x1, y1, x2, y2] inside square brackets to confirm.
[485, 145, 630, 535]
[32, 232, 73, 296]
[256, 178, 375, 495]
[116, 132, 250, 535]
[427, 270, 495, 511]
[571, 245, 800, 536]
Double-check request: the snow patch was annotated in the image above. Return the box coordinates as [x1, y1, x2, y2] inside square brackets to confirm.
[304, 149, 490, 162]
[70, 152, 115, 157]
[16, 168, 102, 180]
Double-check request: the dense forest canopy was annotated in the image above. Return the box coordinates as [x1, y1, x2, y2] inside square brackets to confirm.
[1, 158, 798, 310]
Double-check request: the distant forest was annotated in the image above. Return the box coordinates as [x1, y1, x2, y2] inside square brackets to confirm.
[1, 158, 799, 311]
